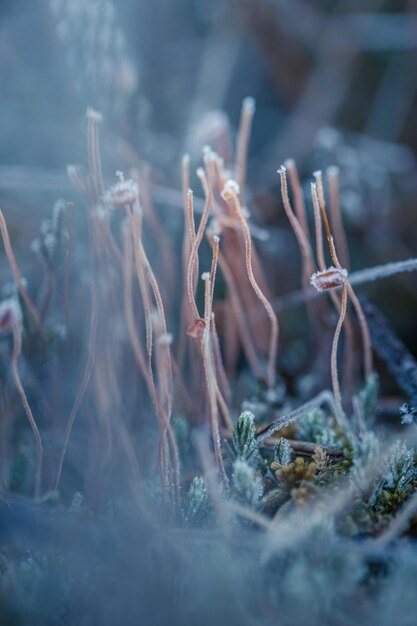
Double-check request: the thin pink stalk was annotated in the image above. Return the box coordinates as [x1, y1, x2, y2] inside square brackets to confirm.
[284, 159, 311, 241]
[207, 235, 233, 431]
[331, 283, 348, 418]
[55, 262, 98, 490]
[311, 179, 355, 394]
[125, 205, 180, 499]
[314, 172, 373, 380]
[178, 188, 196, 370]
[153, 315, 181, 501]
[279, 165, 315, 290]
[222, 183, 278, 388]
[235, 97, 255, 207]
[187, 168, 212, 321]
[311, 183, 327, 272]
[201, 272, 228, 485]
[218, 251, 264, 380]
[121, 222, 169, 492]
[211, 314, 232, 406]
[64, 202, 73, 333]
[11, 322, 43, 498]
[347, 284, 373, 378]
[0, 211, 41, 330]
[327, 166, 350, 270]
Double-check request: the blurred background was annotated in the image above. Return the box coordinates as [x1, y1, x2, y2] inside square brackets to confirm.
[0, 0, 416, 376]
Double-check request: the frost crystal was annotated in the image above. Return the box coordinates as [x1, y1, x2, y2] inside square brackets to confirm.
[104, 179, 139, 209]
[400, 403, 417, 425]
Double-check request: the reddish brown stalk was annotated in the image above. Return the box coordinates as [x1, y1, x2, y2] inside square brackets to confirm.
[222, 183, 278, 388]
[126, 207, 169, 480]
[125, 205, 154, 369]
[209, 235, 220, 310]
[245, 241, 273, 352]
[235, 97, 255, 207]
[154, 316, 181, 501]
[55, 251, 98, 490]
[314, 173, 373, 380]
[211, 313, 232, 406]
[346, 284, 373, 378]
[138, 167, 176, 301]
[121, 221, 148, 380]
[311, 183, 327, 272]
[311, 180, 355, 394]
[207, 235, 233, 431]
[11, 322, 43, 498]
[331, 283, 349, 418]
[186, 188, 196, 247]
[313, 172, 339, 267]
[212, 154, 228, 198]
[178, 187, 197, 370]
[279, 166, 315, 291]
[327, 166, 350, 270]
[0, 211, 41, 331]
[121, 222, 169, 491]
[187, 168, 213, 322]
[125, 205, 180, 499]
[135, 225, 171, 383]
[218, 250, 265, 381]
[215, 158, 271, 357]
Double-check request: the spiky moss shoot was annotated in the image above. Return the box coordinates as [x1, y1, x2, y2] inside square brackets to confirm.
[184, 476, 211, 527]
[368, 442, 417, 519]
[274, 438, 292, 466]
[231, 459, 263, 506]
[232, 410, 260, 465]
[297, 408, 346, 449]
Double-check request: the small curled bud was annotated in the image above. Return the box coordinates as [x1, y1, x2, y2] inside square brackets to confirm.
[221, 179, 240, 202]
[186, 318, 205, 339]
[310, 266, 348, 292]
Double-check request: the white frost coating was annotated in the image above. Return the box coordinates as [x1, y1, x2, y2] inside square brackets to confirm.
[104, 179, 139, 209]
[242, 97, 256, 115]
[86, 108, 103, 123]
[221, 179, 240, 201]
